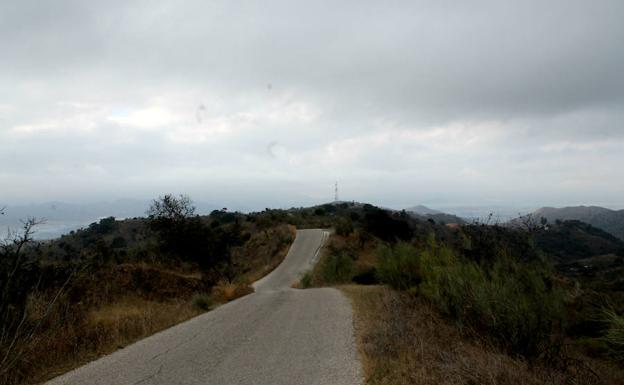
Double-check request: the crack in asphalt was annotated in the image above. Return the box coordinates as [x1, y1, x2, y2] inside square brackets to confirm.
[132, 364, 163, 385]
[149, 331, 202, 361]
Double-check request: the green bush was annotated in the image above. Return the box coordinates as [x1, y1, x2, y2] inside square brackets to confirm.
[603, 310, 624, 362]
[192, 293, 213, 311]
[299, 271, 313, 288]
[352, 266, 378, 285]
[377, 238, 565, 358]
[377, 242, 421, 290]
[335, 218, 354, 236]
[321, 251, 354, 284]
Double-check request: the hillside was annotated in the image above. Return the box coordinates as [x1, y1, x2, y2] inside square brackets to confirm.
[4, 200, 624, 385]
[404, 205, 466, 225]
[534, 220, 624, 262]
[0, 201, 296, 385]
[534, 206, 624, 240]
[404, 205, 442, 215]
[300, 204, 624, 384]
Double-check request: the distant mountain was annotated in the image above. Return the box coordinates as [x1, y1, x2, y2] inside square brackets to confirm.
[0, 200, 149, 224]
[405, 205, 442, 215]
[533, 206, 624, 241]
[405, 205, 465, 225]
[0, 199, 221, 240]
[0, 199, 222, 225]
[534, 220, 624, 262]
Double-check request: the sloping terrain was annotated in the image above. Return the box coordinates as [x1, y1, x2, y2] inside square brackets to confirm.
[45, 230, 362, 385]
[534, 206, 624, 240]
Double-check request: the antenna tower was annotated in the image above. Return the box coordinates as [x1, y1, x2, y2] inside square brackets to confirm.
[334, 181, 339, 202]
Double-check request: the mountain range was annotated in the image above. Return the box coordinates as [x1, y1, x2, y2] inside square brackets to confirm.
[404, 205, 466, 225]
[533, 206, 624, 241]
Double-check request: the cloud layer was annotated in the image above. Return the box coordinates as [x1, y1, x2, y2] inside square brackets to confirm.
[1, 0, 623, 209]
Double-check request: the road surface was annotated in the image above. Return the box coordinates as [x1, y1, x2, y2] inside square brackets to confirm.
[46, 229, 362, 385]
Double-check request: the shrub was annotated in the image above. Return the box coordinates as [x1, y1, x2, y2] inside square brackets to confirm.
[299, 271, 313, 288]
[111, 236, 127, 249]
[603, 310, 624, 362]
[352, 266, 378, 285]
[321, 251, 354, 284]
[335, 218, 354, 236]
[377, 237, 565, 358]
[377, 242, 421, 291]
[363, 208, 412, 242]
[192, 293, 213, 310]
[211, 282, 253, 303]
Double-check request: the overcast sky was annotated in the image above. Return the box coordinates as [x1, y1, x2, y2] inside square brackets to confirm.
[1, 0, 623, 210]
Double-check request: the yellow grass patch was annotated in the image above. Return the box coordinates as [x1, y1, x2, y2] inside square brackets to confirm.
[11, 296, 201, 385]
[211, 282, 254, 303]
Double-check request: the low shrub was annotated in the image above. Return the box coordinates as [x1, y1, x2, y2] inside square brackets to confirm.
[377, 239, 565, 358]
[376, 242, 421, 290]
[299, 271, 313, 288]
[192, 293, 213, 310]
[352, 266, 378, 285]
[603, 310, 624, 362]
[211, 282, 253, 303]
[335, 218, 354, 236]
[321, 251, 354, 284]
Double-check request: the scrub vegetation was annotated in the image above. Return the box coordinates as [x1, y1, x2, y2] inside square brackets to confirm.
[0, 195, 294, 385]
[301, 202, 624, 384]
[2, 199, 624, 384]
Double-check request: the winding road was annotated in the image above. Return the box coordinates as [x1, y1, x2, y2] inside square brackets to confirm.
[46, 229, 362, 385]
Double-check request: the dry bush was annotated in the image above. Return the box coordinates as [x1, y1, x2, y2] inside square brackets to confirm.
[3, 295, 201, 385]
[342, 285, 623, 385]
[0, 262, 209, 385]
[85, 263, 206, 302]
[1, 223, 294, 384]
[211, 282, 254, 303]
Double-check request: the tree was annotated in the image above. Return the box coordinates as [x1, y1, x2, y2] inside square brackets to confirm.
[146, 195, 243, 283]
[1, 218, 43, 320]
[0, 218, 75, 376]
[146, 194, 195, 224]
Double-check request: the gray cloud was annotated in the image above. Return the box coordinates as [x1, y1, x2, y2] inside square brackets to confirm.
[1, 0, 623, 209]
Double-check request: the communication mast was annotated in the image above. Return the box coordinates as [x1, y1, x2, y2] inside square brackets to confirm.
[334, 181, 339, 202]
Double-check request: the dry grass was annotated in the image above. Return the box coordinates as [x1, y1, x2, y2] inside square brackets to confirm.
[7, 296, 201, 385]
[1, 225, 297, 385]
[342, 285, 623, 385]
[237, 224, 296, 283]
[211, 282, 254, 303]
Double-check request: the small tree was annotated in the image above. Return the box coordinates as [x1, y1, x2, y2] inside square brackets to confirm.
[1, 218, 43, 323]
[0, 218, 74, 376]
[146, 195, 243, 283]
[147, 194, 195, 224]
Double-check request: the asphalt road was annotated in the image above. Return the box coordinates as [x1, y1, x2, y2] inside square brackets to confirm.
[46, 229, 362, 385]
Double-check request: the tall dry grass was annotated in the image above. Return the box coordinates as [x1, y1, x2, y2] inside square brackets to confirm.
[3, 295, 201, 385]
[1, 224, 296, 385]
[342, 285, 623, 385]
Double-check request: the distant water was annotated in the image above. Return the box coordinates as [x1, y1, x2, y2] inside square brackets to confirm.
[0, 220, 94, 240]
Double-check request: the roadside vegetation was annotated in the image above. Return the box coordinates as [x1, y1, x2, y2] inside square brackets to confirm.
[343, 286, 622, 385]
[3, 199, 624, 384]
[0, 195, 294, 385]
[299, 202, 624, 384]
